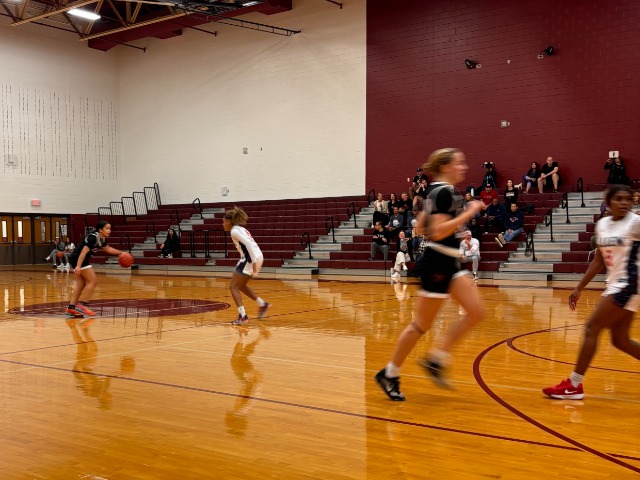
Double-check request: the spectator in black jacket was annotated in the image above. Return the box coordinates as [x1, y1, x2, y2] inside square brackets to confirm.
[369, 222, 390, 261]
[495, 203, 525, 247]
[159, 228, 180, 258]
[604, 157, 629, 185]
[503, 179, 519, 209]
[484, 198, 506, 233]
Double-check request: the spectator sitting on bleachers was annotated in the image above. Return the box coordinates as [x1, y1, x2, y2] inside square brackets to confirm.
[632, 191, 640, 214]
[390, 231, 411, 281]
[458, 230, 480, 282]
[484, 197, 506, 233]
[495, 203, 525, 247]
[405, 207, 419, 234]
[468, 217, 483, 242]
[388, 192, 399, 213]
[159, 228, 180, 258]
[397, 192, 412, 223]
[462, 191, 481, 219]
[537, 156, 561, 193]
[480, 185, 499, 216]
[58, 237, 75, 271]
[43, 236, 66, 268]
[369, 221, 390, 261]
[517, 161, 540, 194]
[372, 192, 389, 227]
[604, 156, 629, 185]
[504, 179, 519, 209]
[385, 206, 405, 241]
[413, 178, 428, 209]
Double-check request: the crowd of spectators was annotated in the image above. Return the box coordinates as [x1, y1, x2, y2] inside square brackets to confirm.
[371, 153, 636, 278]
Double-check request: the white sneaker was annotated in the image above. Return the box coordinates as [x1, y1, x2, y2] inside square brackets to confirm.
[495, 238, 504, 248]
[390, 267, 395, 276]
[391, 272, 401, 280]
[498, 233, 506, 244]
[65, 265, 70, 272]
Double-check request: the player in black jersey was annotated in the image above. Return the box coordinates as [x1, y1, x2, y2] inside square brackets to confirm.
[65, 221, 127, 319]
[375, 148, 485, 401]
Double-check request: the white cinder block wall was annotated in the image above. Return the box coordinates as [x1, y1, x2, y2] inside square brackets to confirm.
[0, 0, 366, 213]
[117, 0, 366, 204]
[0, 22, 119, 214]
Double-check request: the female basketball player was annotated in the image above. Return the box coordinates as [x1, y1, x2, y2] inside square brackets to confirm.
[375, 148, 485, 401]
[543, 185, 640, 399]
[65, 221, 127, 318]
[223, 207, 270, 325]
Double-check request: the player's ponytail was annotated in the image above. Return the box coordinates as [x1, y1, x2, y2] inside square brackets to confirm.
[223, 206, 249, 226]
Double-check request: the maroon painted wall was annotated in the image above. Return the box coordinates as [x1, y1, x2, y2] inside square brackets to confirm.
[366, 0, 640, 195]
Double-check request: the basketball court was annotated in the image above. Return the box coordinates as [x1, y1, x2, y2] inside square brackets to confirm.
[0, 267, 638, 478]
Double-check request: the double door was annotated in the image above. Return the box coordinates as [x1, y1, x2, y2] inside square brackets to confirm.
[0, 215, 68, 265]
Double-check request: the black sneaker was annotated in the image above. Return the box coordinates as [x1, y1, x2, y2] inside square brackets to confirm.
[257, 302, 270, 319]
[374, 369, 406, 401]
[419, 359, 453, 389]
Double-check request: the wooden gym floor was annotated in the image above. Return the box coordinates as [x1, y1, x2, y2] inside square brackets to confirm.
[0, 266, 638, 479]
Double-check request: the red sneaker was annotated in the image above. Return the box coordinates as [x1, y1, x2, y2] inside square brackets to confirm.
[542, 378, 584, 400]
[65, 308, 84, 318]
[76, 304, 96, 316]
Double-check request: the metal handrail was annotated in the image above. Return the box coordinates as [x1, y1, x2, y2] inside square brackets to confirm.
[120, 233, 132, 253]
[192, 198, 203, 218]
[133, 191, 149, 216]
[154, 182, 162, 206]
[560, 193, 571, 224]
[170, 209, 180, 229]
[524, 230, 537, 262]
[325, 216, 336, 243]
[576, 177, 585, 208]
[146, 222, 157, 244]
[367, 188, 376, 204]
[544, 209, 554, 242]
[301, 232, 313, 259]
[346, 202, 358, 228]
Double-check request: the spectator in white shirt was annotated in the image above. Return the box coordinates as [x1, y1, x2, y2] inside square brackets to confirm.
[459, 230, 480, 282]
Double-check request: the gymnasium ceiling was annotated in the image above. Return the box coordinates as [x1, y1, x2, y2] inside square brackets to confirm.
[0, 0, 298, 51]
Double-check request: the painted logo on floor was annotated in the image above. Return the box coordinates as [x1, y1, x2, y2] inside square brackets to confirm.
[9, 299, 230, 318]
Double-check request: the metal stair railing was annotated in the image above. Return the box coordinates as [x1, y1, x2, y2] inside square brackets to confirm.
[560, 193, 571, 224]
[544, 209, 554, 242]
[346, 202, 359, 228]
[325, 216, 336, 243]
[524, 229, 537, 262]
[576, 177, 585, 208]
[301, 232, 313, 259]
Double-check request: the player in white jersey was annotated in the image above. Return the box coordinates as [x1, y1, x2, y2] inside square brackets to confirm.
[222, 207, 270, 326]
[543, 185, 640, 399]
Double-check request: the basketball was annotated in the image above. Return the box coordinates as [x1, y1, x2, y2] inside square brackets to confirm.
[56, 252, 63, 259]
[118, 253, 134, 268]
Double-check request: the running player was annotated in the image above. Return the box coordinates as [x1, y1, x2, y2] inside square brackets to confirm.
[375, 148, 485, 401]
[65, 221, 127, 318]
[543, 185, 640, 399]
[222, 207, 270, 325]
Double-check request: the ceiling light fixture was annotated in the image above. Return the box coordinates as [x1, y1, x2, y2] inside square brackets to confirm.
[68, 9, 101, 20]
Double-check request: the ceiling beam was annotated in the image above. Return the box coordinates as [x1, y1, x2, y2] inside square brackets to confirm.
[10, 0, 99, 26]
[79, 11, 186, 40]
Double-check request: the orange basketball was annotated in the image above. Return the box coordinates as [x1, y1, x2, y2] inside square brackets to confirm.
[118, 253, 134, 268]
[56, 252, 63, 259]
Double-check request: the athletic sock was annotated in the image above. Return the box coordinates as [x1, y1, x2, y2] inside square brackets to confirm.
[569, 372, 584, 388]
[385, 362, 400, 378]
[256, 297, 266, 307]
[238, 306, 246, 316]
[428, 348, 452, 367]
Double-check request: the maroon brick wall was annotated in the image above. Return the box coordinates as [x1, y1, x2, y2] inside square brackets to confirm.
[366, 0, 640, 195]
